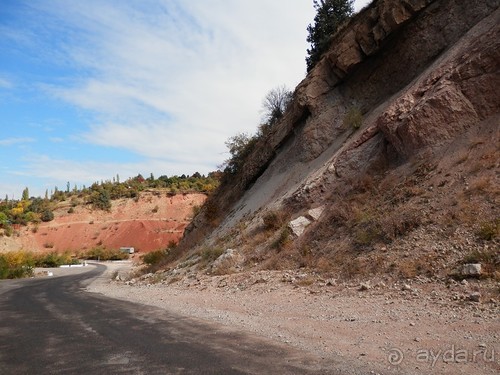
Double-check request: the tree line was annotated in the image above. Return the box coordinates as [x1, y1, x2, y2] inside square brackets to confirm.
[0, 172, 220, 235]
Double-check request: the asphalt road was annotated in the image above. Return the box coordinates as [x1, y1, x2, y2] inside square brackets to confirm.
[0, 265, 346, 375]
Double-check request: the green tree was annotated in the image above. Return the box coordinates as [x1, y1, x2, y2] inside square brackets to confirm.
[0, 212, 8, 227]
[22, 187, 29, 201]
[306, 0, 354, 72]
[222, 133, 257, 175]
[88, 189, 111, 211]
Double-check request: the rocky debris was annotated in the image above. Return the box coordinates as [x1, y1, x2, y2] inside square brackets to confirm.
[462, 263, 482, 277]
[287, 206, 325, 237]
[402, 283, 412, 291]
[210, 248, 244, 273]
[125, 278, 136, 286]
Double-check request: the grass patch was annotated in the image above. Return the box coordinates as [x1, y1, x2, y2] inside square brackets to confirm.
[271, 227, 291, 251]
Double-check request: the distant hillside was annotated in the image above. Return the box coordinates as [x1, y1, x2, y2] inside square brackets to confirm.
[0, 191, 206, 254]
[155, 0, 499, 283]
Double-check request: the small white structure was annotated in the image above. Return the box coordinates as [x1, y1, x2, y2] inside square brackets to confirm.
[120, 247, 135, 254]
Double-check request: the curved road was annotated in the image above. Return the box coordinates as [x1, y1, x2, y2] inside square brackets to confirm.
[0, 266, 346, 374]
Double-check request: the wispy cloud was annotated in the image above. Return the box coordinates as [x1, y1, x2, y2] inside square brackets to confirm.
[35, 0, 314, 167]
[0, 76, 14, 89]
[0, 137, 35, 146]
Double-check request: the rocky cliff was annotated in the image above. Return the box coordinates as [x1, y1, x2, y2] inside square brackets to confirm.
[178, 0, 499, 279]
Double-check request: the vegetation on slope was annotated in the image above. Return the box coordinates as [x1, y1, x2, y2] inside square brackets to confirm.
[0, 172, 220, 237]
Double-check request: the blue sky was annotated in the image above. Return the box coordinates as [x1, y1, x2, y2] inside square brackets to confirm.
[0, 0, 371, 198]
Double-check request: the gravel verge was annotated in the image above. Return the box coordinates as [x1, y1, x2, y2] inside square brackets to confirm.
[86, 262, 499, 375]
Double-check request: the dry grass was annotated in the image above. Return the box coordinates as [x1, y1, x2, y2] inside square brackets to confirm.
[396, 255, 436, 279]
[476, 220, 499, 241]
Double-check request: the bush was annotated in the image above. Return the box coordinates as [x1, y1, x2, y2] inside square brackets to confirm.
[41, 210, 54, 222]
[262, 210, 288, 231]
[35, 251, 78, 268]
[271, 227, 291, 251]
[4, 225, 13, 237]
[142, 249, 167, 266]
[222, 133, 258, 175]
[88, 190, 112, 211]
[0, 251, 35, 279]
[82, 247, 128, 261]
[202, 247, 224, 262]
[476, 220, 499, 241]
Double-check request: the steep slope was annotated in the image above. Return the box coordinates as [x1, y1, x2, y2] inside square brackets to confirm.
[177, 0, 498, 280]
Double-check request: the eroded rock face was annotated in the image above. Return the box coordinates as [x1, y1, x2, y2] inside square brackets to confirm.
[377, 11, 500, 157]
[181, 0, 500, 249]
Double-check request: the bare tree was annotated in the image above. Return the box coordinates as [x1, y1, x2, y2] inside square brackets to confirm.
[261, 85, 293, 128]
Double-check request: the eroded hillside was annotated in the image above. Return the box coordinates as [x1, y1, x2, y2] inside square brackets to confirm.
[155, 0, 498, 285]
[0, 191, 205, 254]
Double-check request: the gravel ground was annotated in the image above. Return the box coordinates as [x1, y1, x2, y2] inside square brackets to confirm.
[85, 262, 499, 375]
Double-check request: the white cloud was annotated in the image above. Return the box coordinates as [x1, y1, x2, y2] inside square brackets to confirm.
[354, 0, 373, 12]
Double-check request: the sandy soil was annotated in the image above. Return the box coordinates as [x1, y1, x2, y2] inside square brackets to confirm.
[85, 262, 499, 375]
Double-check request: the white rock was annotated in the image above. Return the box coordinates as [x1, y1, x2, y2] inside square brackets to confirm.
[288, 216, 312, 237]
[211, 248, 244, 271]
[462, 263, 482, 277]
[307, 206, 325, 221]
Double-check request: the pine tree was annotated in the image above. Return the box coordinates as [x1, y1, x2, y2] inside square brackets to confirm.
[306, 0, 354, 72]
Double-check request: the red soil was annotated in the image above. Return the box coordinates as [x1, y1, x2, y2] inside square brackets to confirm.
[15, 192, 206, 254]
